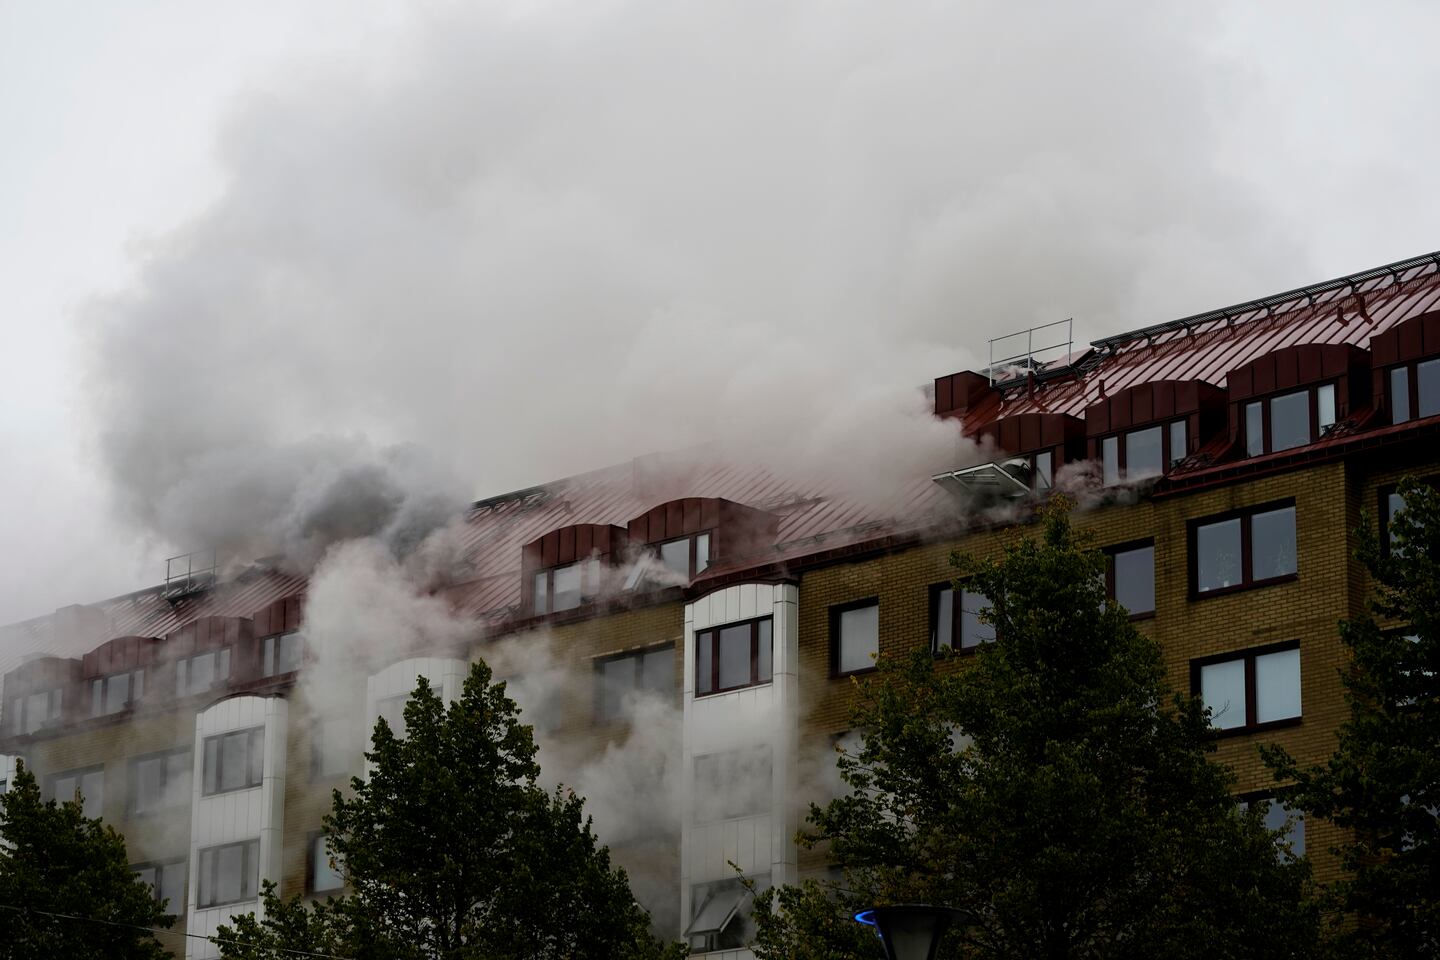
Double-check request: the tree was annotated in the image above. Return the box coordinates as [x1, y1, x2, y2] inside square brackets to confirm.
[1264, 476, 1440, 957]
[0, 761, 175, 959]
[752, 501, 1317, 960]
[215, 661, 683, 960]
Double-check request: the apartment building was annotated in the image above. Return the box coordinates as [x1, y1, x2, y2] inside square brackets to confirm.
[4, 250, 1440, 958]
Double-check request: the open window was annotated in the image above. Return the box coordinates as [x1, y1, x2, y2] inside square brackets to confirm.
[1226, 343, 1368, 458]
[686, 876, 768, 953]
[523, 523, 629, 616]
[944, 413, 1086, 499]
[1086, 380, 1225, 485]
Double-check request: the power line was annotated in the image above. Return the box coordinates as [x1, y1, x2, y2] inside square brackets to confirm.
[0, 902, 354, 960]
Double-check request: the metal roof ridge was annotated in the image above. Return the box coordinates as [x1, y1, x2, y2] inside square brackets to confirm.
[1090, 249, 1440, 352]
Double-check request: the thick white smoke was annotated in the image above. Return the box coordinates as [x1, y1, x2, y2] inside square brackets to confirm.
[82, 0, 1308, 565]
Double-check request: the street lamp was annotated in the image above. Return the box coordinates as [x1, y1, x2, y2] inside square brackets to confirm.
[854, 904, 964, 960]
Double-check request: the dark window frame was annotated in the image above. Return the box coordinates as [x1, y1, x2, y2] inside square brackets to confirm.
[11, 687, 63, 736]
[1241, 381, 1339, 456]
[829, 598, 880, 678]
[1104, 538, 1156, 620]
[695, 615, 774, 697]
[593, 644, 675, 723]
[531, 558, 601, 616]
[260, 632, 304, 678]
[197, 838, 260, 908]
[928, 581, 995, 656]
[1187, 499, 1298, 599]
[201, 726, 265, 796]
[46, 765, 105, 818]
[1378, 477, 1439, 557]
[176, 647, 233, 698]
[306, 830, 345, 895]
[1189, 639, 1302, 737]
[1386, 357, 1440, 424]
[90, 668, 145, 717]
[128, 747, 191, 816]
[1099, 419, 1189, 484]
[655, 531, 714, 581]
[132, 857, 187, 914]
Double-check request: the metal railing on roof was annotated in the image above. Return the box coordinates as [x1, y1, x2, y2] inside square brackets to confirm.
[987, 318, 1073, 385]
[163, 550, 217, 600]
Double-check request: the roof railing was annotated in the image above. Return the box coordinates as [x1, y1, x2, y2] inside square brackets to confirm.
[164, 550, 217, 600]
[987, 318, 1073, 385]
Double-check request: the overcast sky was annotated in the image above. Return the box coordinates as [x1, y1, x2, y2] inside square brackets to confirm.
[2, 0, 1439, 627]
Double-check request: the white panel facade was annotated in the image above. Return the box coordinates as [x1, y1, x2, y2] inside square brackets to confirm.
[681, 582, 799, 956]
[0, 753, 17, 794]
[186, 696, 287, 960]
[366, 657, 467, 714]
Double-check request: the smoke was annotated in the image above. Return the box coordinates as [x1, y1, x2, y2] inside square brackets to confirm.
[81, 0, 1306, 567]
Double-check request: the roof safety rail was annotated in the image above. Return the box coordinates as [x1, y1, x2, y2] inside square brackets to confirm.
[164, 549, 217, 600]
[987, 318, 1073, 385]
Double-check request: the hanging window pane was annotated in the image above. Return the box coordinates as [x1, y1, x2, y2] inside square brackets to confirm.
[660, 539, 690, 578]
[551, 563, 582, 612]
[1316, 383, 1337, 432]
[1169, 419, 1187, 465]
[1032, 450, 1053, 489]
[695, 533, 711, 573]
[1269, 390, 1310, 451]
[932, 586, 954, 652]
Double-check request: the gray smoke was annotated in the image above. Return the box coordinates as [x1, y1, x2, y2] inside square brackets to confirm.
[82, 0, 1313, 567]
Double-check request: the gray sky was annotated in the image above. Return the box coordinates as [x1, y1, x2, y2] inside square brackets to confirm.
[3, 0, 1439, 627]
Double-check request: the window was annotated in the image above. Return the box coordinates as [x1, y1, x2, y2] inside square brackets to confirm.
[1031, 449, 1054, 490]
[1100, 421, 1189, 484]
[1242, 384, 1339, 455]
[1191, 502, 1296, 595]
[262, 632, 303, 677]
[177, 648, 232, 697]
[930, 583, 994, 653]
[11, 688, 62, 735]
[375, 694, 414, 739]
[1388, 357, 1440, 423]
[695, 616, 773, 696]
[660, 533, 712, 580]
[91, 669, 144, 717]
[693, 746, 772, 822]
[831, 600, 879, 676]
[595, 646, 673, 722]
[130, 749, 191, 814]
[48, 767, 104, 819]
[1105, 542, 1155, 618]
[312, 718, 356, 779]
[202, 727, 265, 795]
[1382, 487, 1408, 557]
[309, 834, 344, 893]
[1239, 796, 1306, 859]
[533, 558, 601, 615]
[687, 876, 767, 953]
[197, 839, 260, 908]
[1192, 642, 1301, 733]
[133, 859, 186, 914]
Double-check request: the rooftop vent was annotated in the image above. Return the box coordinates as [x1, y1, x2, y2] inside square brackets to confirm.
[987, 318, 1074, 384]
[932, 458, 1033, 499]
[164, 550, 217, 600]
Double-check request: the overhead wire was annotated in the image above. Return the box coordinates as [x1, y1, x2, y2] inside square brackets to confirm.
[0, 902, 355, 959]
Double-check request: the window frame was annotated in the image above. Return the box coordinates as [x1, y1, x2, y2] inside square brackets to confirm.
[1236, 790, 1307, 859]
[197, 838, 260, 908]
[531, 557, 601, 616]
[694, 615, 774, 697]
[261, 632, 303, 678]
[1241, 381, 1339, 456]
[656, 531, 714, 581]
[310, 717, 355, 781]
[1104, 539, 1156, 620]
[91, 668, 145, 717]
[1099, 419, 1189, 485]
[46, 765, 105, 819]
[1188, 500, 1298, 598]
[829, 598, 880, 678]
[307, 831, 345, 895]
[928, 581, 995, 655]
[176, 647, 233, 698]
[692, 745, 773, 823]
[129, 747, 191, 816]
[593, 644, 674, 723]
[12, 687, 63, 736]
[132, 858, 187, 914]
[1386, 357, 1440, 424]
[1189, 640, 1302, 736]
[201, 726, 265, 796]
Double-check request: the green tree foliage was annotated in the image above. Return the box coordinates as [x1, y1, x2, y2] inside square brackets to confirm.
[752, 502, 1317, 960]
[1264, 477, 1440, 957]
[216, 661, 683, 960]
[0, 762, 175, 959]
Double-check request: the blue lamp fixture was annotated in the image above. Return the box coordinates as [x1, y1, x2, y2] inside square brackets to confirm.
[855, 904, 965, 960]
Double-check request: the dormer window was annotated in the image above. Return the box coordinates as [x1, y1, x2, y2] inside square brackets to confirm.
[1387, 357, 1440, 423]
[11, 688, 63, 735]
[660, 533, 711, 579]
[533, 558, 600, 615]
[177, 648, 232, 697]
[1242, 383, 1337, 456]
[91, 669, 144, 717]
[1101, 421, 1188, 485]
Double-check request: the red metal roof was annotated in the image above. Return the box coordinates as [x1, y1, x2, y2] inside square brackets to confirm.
[8, 250, 1440, 684]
